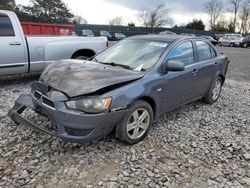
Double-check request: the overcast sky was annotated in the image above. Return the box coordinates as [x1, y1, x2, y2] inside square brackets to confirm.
[16, 0, 230, 28]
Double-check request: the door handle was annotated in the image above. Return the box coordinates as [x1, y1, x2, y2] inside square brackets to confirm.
[192, 69, 199, 75]
[9, 41, 22, 46]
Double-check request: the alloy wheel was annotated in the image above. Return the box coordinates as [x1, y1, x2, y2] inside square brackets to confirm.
[212, 80, 222, 100]
[126, 108, 150, 139]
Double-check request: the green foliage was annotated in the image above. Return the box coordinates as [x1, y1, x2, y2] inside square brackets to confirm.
[22, 0, 74, 24]
[128, 22, 135, 27]
[0, 0, 16, 10]
[211, 20, 231, 32]
[185, 19, 205, 30]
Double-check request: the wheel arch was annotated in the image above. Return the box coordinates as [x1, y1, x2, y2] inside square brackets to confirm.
[135, 96, 157, 119]
[218, 74, 225, 85]
[71, 49, 96, 59]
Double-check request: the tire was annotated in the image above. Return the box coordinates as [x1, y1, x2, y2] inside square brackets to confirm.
[229, 43, 234, 47]
[243, 43, 247, 48]
[218, 42, 222, 46]
[116, 100, 153, 144]
[74, 56, 89, 60]
[203, 77, 223, 104]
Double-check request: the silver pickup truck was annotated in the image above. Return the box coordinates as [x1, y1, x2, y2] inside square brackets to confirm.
[0, 10, 107, 76]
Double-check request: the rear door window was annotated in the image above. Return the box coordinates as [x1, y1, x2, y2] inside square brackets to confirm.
[196, 41, 212, 61]
[168, 41, 195, 66]
[0, 13, 15, 36]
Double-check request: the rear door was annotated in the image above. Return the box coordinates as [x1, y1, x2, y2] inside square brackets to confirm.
[0, 12, 28, 75]
[161, 40, 200, 112]
[194, 40, 218, 98]
[223, 37, 230, 46]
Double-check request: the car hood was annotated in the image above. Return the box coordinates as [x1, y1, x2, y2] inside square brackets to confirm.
[40, 60, 144, 97]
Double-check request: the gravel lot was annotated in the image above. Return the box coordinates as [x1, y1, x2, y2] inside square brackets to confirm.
[0, 47, 250, 188]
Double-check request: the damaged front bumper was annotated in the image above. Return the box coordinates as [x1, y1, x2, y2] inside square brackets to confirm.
[8, 93, 126, 143]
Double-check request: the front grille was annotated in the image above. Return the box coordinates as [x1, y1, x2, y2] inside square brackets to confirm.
[22, 108, 57, 134]
[34, 91, 41, 99]
[65, 127, 93, 137]
[33, 91, 55, 109]
[42, 97, 55, 108]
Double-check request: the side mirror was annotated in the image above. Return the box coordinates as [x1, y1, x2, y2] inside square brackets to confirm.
[164, 60, 185, 72]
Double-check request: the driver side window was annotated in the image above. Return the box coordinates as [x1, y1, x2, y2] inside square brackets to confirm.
[168, 41, 194, 66]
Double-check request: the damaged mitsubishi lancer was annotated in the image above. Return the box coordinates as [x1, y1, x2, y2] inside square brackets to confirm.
[8, 35, 229, 144]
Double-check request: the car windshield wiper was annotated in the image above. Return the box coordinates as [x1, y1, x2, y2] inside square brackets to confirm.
[98, 61, 132, 70]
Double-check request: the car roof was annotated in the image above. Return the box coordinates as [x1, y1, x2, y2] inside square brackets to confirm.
[130, 34, 190, 43]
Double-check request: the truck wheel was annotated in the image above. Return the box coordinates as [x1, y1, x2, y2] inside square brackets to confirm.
[203, 77, 222, 104]
[116, 100, 153, 145]
[75, 56, 88, 60]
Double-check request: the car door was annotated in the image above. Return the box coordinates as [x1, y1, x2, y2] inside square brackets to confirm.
[0, 13, 28, 75]
[194, 40, 218, 98]
[160, 40, 199, 112]
[224, 37, 231, 46]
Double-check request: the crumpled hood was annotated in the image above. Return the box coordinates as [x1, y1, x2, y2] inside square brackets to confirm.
[40, 60, 144, 97]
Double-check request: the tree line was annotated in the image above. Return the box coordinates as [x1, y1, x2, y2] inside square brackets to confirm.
[136, 0, 250, 34]
[205, 0, 250, 33]
[1, 0, 249, 34]
[0, 0, 87, 24]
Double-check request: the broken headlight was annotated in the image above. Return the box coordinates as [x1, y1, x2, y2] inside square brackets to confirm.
[65, 97, 112, 113]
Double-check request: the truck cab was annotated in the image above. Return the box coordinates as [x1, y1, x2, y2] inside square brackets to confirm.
[0, 10, 107, 76]
[0, 11, 29, 75]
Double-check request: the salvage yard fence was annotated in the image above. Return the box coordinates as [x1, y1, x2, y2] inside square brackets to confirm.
[74, 24, 219, 37]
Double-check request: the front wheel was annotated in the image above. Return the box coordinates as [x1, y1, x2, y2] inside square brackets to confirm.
[203, 77, 223, 104]
[116, 100, 153, 144]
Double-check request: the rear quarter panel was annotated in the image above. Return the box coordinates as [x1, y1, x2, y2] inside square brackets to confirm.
[217, 53, 229, 80]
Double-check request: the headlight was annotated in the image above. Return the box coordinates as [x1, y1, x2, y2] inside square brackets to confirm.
[65, 97, 112, 113]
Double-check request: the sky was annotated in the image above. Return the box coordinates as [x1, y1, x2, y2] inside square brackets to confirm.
[16, 0, 229, 28]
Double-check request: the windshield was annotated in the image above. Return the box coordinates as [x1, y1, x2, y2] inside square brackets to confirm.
[94, 39, 169, 71]
[101, 31, 109, 35]
[206, 36, 213, 40]
[234, 34, 242, 38]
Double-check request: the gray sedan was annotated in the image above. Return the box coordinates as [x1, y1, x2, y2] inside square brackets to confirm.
[9, 35, 229, 144]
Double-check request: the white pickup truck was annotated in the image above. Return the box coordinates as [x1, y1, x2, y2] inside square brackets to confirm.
[0, 10, 108, 76]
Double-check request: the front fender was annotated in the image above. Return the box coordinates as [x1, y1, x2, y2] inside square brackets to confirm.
[104, 73, 163, 117]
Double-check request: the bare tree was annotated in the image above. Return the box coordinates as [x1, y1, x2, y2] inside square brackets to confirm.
[109, 17, 124, 26]
[204, 0, 223, 30]
[239, 0, 250, 34]
[137, 4, 172, 32]
[227, 0, 241, 32]
[73, 15, 88, 24]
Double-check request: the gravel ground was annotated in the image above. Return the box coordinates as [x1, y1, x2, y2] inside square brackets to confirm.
[0, 47, 250, 187]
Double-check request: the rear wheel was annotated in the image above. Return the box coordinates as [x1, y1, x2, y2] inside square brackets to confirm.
[116, 100, 153, 144]
[229, 43, 234, 47]
[203, 77, 222, 104]
[243, 43, 248, 48]
[74, 56, 89, 60]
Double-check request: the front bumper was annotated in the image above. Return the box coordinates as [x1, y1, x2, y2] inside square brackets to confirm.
[8, 94, 127, 143]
